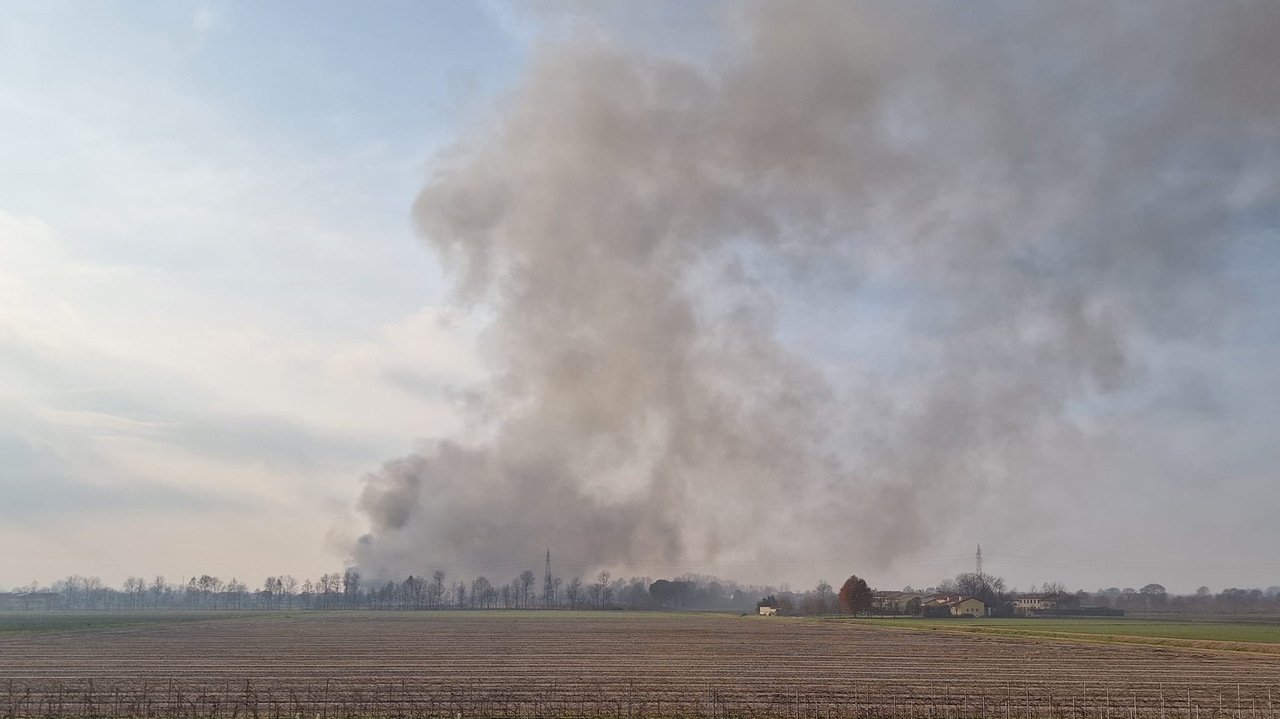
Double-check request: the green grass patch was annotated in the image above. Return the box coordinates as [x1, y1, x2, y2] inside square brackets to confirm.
[846, 617, 1280, 645]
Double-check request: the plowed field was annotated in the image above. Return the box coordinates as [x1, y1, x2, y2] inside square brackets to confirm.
[2, 612, 1279, 718]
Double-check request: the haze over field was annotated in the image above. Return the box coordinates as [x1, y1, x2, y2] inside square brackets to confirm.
[2, 1, 1279, 592]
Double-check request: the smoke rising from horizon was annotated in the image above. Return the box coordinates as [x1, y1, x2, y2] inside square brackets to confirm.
[351, 0, 1280, 582]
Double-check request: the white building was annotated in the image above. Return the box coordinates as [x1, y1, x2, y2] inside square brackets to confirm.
[1013, 595, 1057, 614]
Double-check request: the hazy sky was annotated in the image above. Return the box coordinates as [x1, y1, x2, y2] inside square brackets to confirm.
[2, 1, 1278, 596]
[1, 0, 517, 587]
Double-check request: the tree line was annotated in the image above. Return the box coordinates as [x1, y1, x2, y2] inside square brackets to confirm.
[6, 570, 1278, 615]
[1, 571, 774, 612]
[1085, 584, 1280, 613]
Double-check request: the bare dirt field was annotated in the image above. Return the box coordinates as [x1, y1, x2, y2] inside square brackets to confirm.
[3, 611, 1279, 718]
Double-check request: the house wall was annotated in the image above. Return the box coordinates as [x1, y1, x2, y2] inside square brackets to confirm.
[951, 599, 986, 617]
[1013, 599, 1055, 615]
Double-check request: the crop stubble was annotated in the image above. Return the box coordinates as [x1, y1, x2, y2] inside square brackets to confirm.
[2, 612, 1279, 718]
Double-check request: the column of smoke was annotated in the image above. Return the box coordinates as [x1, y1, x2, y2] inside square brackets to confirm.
[351, 0, 1279, 581]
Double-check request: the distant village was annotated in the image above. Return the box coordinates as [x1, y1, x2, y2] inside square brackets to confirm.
[760, 588, 1117, 618]
[753, 547, 1279, 618]
[755, 585, 1122, 618]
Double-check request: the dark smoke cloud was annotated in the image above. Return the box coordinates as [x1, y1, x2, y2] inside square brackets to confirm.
[351, 0, 1280, 581]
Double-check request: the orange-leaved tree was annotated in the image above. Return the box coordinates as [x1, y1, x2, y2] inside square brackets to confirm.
[838, 575, 872, 615]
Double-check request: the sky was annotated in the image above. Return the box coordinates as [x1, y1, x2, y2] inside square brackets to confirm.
[2, 0, 1279, 596]
[0, 0, 519, 587]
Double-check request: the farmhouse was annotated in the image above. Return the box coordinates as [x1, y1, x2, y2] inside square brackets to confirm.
[1013, 594, 1056, 614]
[921, 594, 987, 617]
[1012, 592, 1081, 615]
[758, 606, 778, 616]
[872, 591, 922, 614]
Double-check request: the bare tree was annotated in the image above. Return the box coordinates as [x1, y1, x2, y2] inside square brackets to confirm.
[316, 574, 332, 609]
[84, 577, 104, 610]
[471, 576, 492, 609]
[150, 576, 166, 608]
[283, 576, 298, 609]
[519, 570, 536, 609]
[342, 570, 362, 609]
[261, 577, 277, 609]
[61, 576, 78, 610]
[800, 593, 827, 615]
[566, 576, 582, 609]
[430, 570, 446, 609]
[327, 573, 344, 608]
[597, 570, 612, 607]
[954, 572, 1007, 606]
[815, 580, 833, 614]
[122, 577, 146, 609]
[402, 575, 421, 609]
[197, 575, 220, 609]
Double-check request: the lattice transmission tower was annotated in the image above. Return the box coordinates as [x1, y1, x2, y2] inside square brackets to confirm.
[544, 548, 554, 609]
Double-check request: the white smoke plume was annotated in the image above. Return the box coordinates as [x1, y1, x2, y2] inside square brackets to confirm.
[351, 0, 1280, 581]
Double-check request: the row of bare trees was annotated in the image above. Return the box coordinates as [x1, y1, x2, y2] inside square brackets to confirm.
[4, 571, 772, 613]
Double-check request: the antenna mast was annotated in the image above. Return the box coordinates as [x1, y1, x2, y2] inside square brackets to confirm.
[976, 544, 983, 576]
